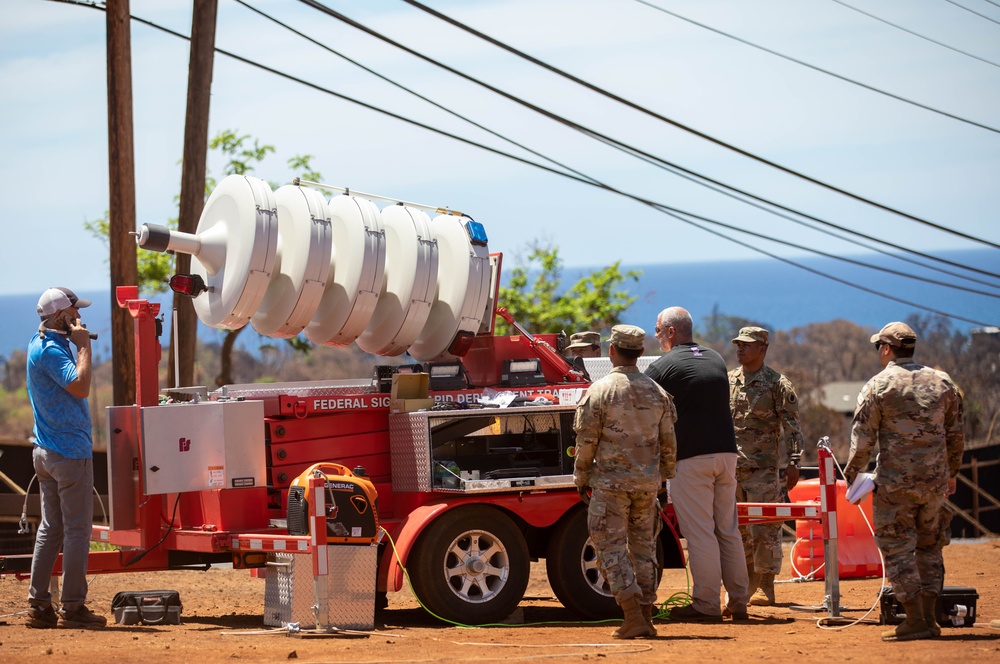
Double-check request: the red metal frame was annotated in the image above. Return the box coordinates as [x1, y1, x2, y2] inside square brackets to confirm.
[2, 286, 831, 623]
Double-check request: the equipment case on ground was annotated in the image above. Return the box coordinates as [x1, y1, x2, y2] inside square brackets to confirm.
[879, 586, 978, 627]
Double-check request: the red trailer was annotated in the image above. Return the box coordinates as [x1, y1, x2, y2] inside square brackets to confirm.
[0, 175, 685, 627]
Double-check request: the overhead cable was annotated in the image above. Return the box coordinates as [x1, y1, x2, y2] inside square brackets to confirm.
[238, 0, 999, 289]
[389, 0, 1000, 250]
[945, 0, 1000, 27]
[289, 0, 1000, 278]
[830, 0, 1000, 68]
[658, 206, 994, 327]
[50, 0, 999, 325]
[230, 0, 604, 189]
[632, 0, 1000, 134]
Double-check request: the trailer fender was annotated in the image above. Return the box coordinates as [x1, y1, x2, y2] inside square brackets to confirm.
[659, 502, 686, 568]
[379, 503, 452, 592]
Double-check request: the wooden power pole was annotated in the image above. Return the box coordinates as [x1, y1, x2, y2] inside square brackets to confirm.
[170, 0, 218, 389]
[106, 0, 138, 406]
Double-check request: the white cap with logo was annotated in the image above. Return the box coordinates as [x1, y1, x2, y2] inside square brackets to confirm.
[37, 287, 92, 320]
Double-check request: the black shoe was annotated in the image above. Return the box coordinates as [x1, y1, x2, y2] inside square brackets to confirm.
[59, 605, 107, 629]
[668, 604, 724, 623]
[26, 605, 58, 629]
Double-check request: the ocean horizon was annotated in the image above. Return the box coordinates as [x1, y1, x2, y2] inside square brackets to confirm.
[1, 249, 996, 363]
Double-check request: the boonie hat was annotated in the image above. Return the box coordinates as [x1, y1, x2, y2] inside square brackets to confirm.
[37, 287, 92, 320]
[566, 331, 601, 350]
[608, 325, 645, 351]
[732, 326, 769, 345]
[870, 322, 917, 348]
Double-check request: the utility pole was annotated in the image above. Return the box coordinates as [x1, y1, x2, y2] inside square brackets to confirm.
[106, 0, 138, 406]
[170, 0, 218, 389]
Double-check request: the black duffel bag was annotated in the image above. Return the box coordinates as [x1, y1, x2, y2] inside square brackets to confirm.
[111, 590, 183, 625]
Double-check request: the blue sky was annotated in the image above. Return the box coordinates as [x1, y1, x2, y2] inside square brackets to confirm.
[2, 0, 998, 298]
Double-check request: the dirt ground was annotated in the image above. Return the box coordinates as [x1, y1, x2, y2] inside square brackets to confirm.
[0, 539, 997, 664]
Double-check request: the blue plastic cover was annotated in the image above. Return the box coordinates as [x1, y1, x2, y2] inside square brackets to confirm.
[464, 219, 488, 246]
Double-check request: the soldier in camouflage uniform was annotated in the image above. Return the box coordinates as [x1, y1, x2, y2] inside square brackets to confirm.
[574, 325, 677, 639]
[729, 326, 804, 607]
[844, 322, 964, 642]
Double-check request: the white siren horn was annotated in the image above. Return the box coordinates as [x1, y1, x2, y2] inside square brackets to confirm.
[407, 215, 491, 361]
[305, 195, 386, 347]
[136, 174, 279, 330]
[356, 205, 439, 356]
[250, 185, 332, 338]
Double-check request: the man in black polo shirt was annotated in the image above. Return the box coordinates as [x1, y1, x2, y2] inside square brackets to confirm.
[645, 306, 749, 621]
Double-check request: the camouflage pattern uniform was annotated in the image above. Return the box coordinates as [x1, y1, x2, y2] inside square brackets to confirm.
[729, 364, 804, 575]
[844, 358, 964, 604]
[574, 365, 677, 606]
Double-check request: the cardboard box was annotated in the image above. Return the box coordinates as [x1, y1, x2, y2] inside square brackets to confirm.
[390, 373, 436, 413]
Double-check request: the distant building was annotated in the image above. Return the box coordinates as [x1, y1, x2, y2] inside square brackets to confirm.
[817, 381, 866, 415]
[971, 326, 1000, 363]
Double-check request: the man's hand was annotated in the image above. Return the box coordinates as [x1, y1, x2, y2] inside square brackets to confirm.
[578, 486, 591, 505]
[66, 316, 92, 348]
[947, 476, 957, 496]
[785, 464, 800, 492]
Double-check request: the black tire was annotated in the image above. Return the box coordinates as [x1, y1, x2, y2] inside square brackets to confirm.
[408, 506, 530, 625]
[545, 506, 666, 619]
[545, 507, 618, 619]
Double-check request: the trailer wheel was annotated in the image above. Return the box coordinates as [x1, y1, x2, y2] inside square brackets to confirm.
[408, 506, 529, 625]
[545, 507, 617, 619]
[546, 507, 665, 619]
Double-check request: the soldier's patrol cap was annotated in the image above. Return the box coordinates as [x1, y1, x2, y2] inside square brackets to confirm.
[566, 331, 601, 350]
[870, 322, 917, 348]
[608, 325, 645, 351]
[732, 326, 769, 345]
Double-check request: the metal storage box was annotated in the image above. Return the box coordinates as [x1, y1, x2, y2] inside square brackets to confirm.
[388, 405, 577, 494]
[139, 400, 266, 495]
[263, 545, 377, 629]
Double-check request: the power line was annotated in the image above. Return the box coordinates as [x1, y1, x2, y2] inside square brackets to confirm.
[658, 206, 994, 327]
[830, 0, 1000, 68]
[122, 7, 1000, 324]
[230, 0, 605, 190]
[945, 0, 1000, 27]
[234, 0, 999, 288]
[389, 0, 1000, 250]
[289, 0, 1000, 279]
[46, 0, 999, 325]
[632, 0, 1000, 134]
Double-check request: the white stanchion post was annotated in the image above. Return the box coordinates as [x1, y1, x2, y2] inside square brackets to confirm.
[818, 438, 841, 618]
[309, 473, 330, 632]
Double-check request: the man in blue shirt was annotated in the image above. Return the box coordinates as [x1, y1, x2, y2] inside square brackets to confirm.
[25, 287, 106, 629]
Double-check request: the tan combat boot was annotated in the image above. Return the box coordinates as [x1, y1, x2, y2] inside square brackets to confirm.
[747, 569, 760, 598]
[881, 598, 932, 642]
[641, 603, 658, 635]
[921, 592, 941, 637]
[613, 596, 656, 639]
[749, 573, 775, 606]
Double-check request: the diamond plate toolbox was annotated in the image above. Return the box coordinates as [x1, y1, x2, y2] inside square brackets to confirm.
[263, 545, 377, 629]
